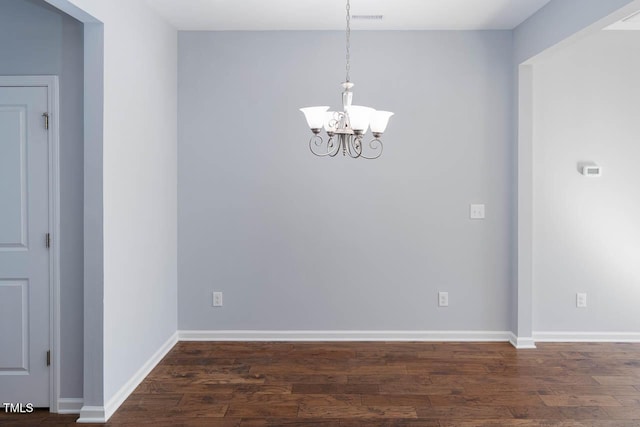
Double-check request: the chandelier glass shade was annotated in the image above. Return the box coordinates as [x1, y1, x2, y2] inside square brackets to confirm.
[299, 0, 393, 159]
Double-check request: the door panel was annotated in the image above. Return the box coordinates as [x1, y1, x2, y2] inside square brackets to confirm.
[0, 86, 50, 407]
[0, 280, 29, 371]
[0, 106, 28, 248]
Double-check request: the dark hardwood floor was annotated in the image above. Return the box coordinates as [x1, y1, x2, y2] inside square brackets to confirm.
[3, 341, 640, 426]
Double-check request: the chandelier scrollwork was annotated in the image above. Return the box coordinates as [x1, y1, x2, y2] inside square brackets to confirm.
[299, 0, 393, 159]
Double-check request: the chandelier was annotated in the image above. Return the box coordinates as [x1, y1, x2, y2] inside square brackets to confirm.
[299, 0, 394, 159]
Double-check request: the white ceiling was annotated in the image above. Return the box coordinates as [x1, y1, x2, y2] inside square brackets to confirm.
[606, 10, 640, 30]
[145, 0, 552, 31]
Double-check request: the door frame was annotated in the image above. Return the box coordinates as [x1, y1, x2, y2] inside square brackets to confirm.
[0, 75, 60, 411]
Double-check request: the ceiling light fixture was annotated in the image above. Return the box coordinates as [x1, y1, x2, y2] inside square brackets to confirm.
[299, 0, 393, 159]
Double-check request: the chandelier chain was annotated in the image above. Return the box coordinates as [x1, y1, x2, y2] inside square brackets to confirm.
[345, 0, 351, 82]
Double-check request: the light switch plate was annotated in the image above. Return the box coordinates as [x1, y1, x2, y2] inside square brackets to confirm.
[213, 291, 223, 307]
[470, 204, 485, 219]
[438, 291, 449, 307]
[576, 293, 587, 308]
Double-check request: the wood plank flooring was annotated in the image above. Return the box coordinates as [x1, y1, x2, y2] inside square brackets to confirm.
[3, 341, 640, 426]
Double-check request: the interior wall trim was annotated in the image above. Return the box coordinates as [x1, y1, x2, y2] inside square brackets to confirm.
[76, 405, 105, 424]
[103, 331, 179, 421]
[533, 332, 640, 342]
[178, 330, 514, 343]
[508, 333, 536, 349]
[77, 331, 179, 423]
[57, 397, 83, 414]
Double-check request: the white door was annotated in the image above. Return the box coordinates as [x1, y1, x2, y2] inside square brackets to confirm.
[0, 86, 51, 407]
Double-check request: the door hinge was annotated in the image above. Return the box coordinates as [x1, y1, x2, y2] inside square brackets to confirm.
[46, 350, 50, 367]
[42, 112, 49, 130]
[45, 233, 51, 249]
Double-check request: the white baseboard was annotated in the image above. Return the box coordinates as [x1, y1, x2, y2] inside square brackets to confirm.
[57, 398, 83, 414]
[508, 333, 537, 349]
[77, 405, 106, 423]
[102, 331, 179, 421]
[533, 331, 640, 342]
[76, 331, 179, 423]
[178, 330, 513, 342]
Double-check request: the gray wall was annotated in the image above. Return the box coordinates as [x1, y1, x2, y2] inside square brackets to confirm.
[533, 30, 640, 333]
[40, 0, 178, 412]
[94, 0, 178, 403]
[178, 31, 513, 332]
[0, 0, 84, 398]
[511, 0, 638, 340]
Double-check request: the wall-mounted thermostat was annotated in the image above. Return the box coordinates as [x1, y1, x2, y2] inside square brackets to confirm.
[581, 165, 602, 177]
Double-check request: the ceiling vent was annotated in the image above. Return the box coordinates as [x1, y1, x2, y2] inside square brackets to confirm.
[351, 15, 384, 21]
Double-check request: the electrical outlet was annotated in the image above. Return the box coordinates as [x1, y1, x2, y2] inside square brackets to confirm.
[576, 293, 587, 308]
[213, 291, 223, 307]
[470, 204, 485, 220]
[438, 291, 449, 307]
